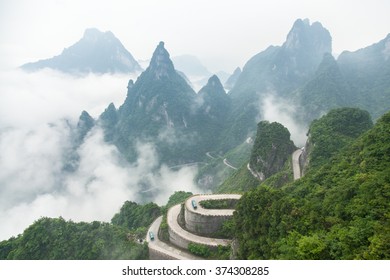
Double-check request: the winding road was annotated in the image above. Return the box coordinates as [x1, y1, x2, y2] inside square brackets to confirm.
[147, 216, 203, 260]
[168, 204, 231, 247]
[147, 194, 241, 259]
[223, 158, 238, 170]
[292, 149, 303, 180]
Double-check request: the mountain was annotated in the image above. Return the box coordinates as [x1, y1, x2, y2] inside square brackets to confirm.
[196, 75, 230, 124]
[97, 42, 231, 165]
[222, 18, 332, 149]
[224, 67, 241, 90]
[217, 120, 296, 193]
[249, 121, 296, 181]
[194, 75, 232, 150]
[296, 53, 352, 122]
[232, 109, 389, 259]
[21, 28, 142, 74]
[337, 33, 390, 119]
[301, 107, 373, 172]
[75, 110, 95, 144]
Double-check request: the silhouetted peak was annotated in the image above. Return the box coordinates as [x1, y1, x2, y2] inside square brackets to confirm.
[148, 41, 175, 79]
[284, 18, 332, 54]
[199, 74, 226, 95]
[127, 79, 134, 89]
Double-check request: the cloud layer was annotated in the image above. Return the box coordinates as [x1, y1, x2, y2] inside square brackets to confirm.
[0, 69, 200, 240]
[259, 93, 308, 147]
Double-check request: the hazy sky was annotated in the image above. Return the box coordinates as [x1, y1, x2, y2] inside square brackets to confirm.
[1, 0, 390, 72]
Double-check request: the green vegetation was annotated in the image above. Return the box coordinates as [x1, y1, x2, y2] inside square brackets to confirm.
[187, 243, 231, 260]
[218, 120, 295, 193]
[217, 163, 258, 193]
[196, 137, 253, 191]
[298, 53, 352, 123]
[249, 121, 296, 179]
[188, 242, 211, 258]
[159, 191, 193, 242]
[199, 199, 238, 209]
[163, 191, 193, 211]
[307, 107, 373, 170]
[0, 217, 148, 260]
[232, 110, 390, 259]
[111, 201, 161, 230]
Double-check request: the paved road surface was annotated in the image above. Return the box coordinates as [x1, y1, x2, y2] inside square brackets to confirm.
[147, 216, 203, 260]
[147, 194, 241, 259]
[292, 149, 303, 180]
[223, 158, 238, 170]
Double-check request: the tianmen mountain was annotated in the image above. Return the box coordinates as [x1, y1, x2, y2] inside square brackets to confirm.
[3, 18, 389, 260]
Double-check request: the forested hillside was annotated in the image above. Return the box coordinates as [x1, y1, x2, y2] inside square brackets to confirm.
[232, 111, 390, 259]
[0, 200, 165, 259]
[0, 218, 148, 260]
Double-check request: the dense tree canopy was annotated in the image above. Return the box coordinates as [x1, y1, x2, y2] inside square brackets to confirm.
[0, 217, 148, 260]
[233, 111, 390, 259]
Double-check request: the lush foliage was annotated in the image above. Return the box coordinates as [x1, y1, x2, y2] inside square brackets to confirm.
[0, 217, 148, 260]
[217, 163, 258, 193]
[111, 201, 161, 230]
[163, 191, 193, 212]
[188, 242, 211, 258]
[159, 191, 193, 242]
[232, 111, 390, 259]
[199, 199, 238, 209]
[249, 121, 296, 179]
[307, 107, 373, 169]
[187, 242, 230, 260]
[218, 121, 295, 193]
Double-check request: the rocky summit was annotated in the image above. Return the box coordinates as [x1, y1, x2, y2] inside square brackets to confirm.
[21, 28, 142, 74]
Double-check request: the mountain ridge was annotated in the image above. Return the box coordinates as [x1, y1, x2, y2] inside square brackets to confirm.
[21, 28, 142, 74]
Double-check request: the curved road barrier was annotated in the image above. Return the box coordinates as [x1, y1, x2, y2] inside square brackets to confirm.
[147, 193, 242, 259]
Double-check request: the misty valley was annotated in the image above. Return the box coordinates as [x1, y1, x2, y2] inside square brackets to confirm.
[0, 18, 389, 260]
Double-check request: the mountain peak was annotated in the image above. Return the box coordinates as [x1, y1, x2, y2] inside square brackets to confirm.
[199, 75, 226, 96]
[83, 27, 102, 37]
[82, 28, 115, 41]
[21, 28, 142, 74]
[284, 18, 332, 54]
[148, 41, 176, 79]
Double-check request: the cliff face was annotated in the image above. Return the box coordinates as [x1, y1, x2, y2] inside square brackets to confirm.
[249, 121, 296, 181]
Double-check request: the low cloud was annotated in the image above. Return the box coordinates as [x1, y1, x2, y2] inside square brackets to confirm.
[0, 69, 201, 240]
[0, 68, 135, 127]
[259, 93, 308, 147]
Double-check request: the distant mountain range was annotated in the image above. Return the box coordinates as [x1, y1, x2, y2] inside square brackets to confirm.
[21, 28, 142, 74]
[73, 18, 389, 175]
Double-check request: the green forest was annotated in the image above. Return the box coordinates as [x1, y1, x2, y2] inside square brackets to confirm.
[231, 110, 390, 259]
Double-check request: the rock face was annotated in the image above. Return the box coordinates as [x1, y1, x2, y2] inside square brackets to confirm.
[249, 121, 296, 181]
[297, 53, 352, 122]
[75, 110, 95, 144]
[100, 42, 228, 164]
[21, 28, 142, 74]
[224, 67, 241, 90]
[197, 75, 230, 121]
[224, 18, 332, 150]
[282, 18, 332, 75]
[337, 33, 390, 119]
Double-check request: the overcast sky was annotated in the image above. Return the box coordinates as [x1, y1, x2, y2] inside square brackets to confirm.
[1, 0, 390, 73]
